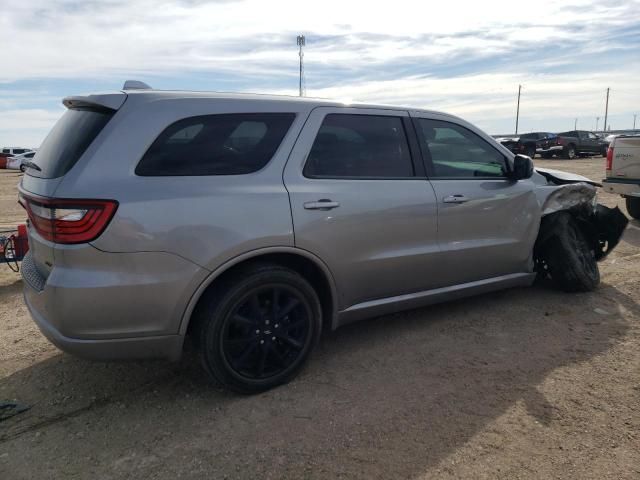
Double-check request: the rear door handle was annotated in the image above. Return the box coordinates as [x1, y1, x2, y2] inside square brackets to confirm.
[304, 199, 340, 210]
[443, 195, 469, 204]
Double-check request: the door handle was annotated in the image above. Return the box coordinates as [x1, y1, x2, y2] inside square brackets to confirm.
[304, 199, 340, 210]
[443, 195, 469, 204]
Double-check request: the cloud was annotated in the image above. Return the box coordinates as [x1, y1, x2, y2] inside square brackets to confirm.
[0, 0, 639, 145]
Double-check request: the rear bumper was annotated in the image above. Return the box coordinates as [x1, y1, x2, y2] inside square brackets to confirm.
[536, 146, 564, 153]
[602, 179, 640, 197]
[20, 245, 208, 361]
[25, 291, 183, 360]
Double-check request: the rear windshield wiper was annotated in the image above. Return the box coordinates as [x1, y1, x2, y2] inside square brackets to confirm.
[21, 161, 42, 172]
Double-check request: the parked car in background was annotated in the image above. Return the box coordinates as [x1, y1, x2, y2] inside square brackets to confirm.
[18, 83, 627, 393]
[498, 132, 558, 159]
[2, 147, 32, 156]
[603, 135, 640, 219]
[6, 150, 37, 171]
[0, 152, 13, 169]
[548, 130, 609, 159]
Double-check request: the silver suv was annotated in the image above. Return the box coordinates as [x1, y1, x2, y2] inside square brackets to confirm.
[19, 82, 627, 393]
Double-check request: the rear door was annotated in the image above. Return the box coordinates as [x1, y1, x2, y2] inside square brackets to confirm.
[411, 113, 540, 286]
[284, 107, 441, 309]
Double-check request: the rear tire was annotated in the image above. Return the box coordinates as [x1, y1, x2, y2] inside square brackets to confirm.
[537, 213, 600, 292]
[19, 164, 26, 172]
[564, 145, 576, 159]
[194, 264, 322, 394]
[626, 197, 640, 220]
[526, 145, 536, 158]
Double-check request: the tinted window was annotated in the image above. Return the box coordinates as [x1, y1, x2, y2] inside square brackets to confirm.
[417, 119, 507, 178]
[2, 149, 8, 154]
[25, 152, 35, 158]
[31, 108, 114, 178]
[136, 113, 295, 176]
[14, 149, 27, 154]
[519, 133, 536, 140]
[304, 114, 413, 178]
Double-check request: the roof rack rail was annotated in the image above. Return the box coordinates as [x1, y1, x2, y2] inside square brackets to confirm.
[122, 80, 152, 90]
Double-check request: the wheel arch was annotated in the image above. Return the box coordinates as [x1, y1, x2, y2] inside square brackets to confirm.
[179, 247, 339, 337]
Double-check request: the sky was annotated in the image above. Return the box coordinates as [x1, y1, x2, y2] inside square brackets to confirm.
[1, 0, 639, 147]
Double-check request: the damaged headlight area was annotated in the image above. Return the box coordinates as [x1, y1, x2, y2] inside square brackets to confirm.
[534, 181, 628, 292]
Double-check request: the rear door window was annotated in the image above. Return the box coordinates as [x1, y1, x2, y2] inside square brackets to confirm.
[136, 113, 295, 176]
[417, 119, 507, 178]
[303, 114, 414, 178]
[30, 107, 114, 178]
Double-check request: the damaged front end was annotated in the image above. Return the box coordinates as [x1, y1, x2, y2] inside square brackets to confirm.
[532, 168, 628, 291]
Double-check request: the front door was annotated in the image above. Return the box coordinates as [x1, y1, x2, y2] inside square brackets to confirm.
[411, 113, 540, 286]
[283, 107, 441, 310]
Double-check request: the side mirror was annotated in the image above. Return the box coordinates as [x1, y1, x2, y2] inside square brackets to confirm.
[511, 154, 534, 180]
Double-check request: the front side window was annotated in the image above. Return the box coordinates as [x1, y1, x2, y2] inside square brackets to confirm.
[588, 132, 598, 139]
[417, 119, 507, 178]
[303, 114, 414, 178]
[136, 113, 295, 176]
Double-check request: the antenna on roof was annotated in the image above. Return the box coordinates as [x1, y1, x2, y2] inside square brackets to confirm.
[123, 80, 152, 90]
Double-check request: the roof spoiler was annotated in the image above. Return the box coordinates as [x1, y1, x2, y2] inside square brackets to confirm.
[62, 92, 127, 111]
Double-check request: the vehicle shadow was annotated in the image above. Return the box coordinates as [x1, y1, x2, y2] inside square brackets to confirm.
[0, 279, 22, 303]
[0, 282, 636, 479]
[623, 218, 640, 247]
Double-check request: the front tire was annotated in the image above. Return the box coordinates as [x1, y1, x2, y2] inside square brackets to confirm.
[537, 213, 599, 292]
[626, 197, 640, 220]
[195, 264, 322, 394]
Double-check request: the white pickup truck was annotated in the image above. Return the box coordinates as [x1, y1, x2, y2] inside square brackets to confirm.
[603, 135, 640, 219]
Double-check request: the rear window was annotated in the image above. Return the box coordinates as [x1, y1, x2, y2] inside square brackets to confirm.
[30, 107, 114, 178]
[136, 113, 295, 176]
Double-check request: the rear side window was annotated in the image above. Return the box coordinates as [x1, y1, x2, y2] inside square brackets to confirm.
[136, 113, 295, 176]
[31, 108, 114, 178]
[303, 114, 414, 178]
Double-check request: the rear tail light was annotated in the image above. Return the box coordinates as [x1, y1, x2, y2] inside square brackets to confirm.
[556, 137, 565, 146]
[606, 146, 613, 171]
[19, 193, 118, 244]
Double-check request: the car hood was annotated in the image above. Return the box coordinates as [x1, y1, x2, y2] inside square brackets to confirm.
[534, 167, 601, 187]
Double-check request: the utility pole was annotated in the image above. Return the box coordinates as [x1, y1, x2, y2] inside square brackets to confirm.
[574, 118, 577, 130]
[596, 117, 599, 132]
[296, 35, 306, 97]
[603, 87, 610, 133]
[515, 84, 521, 135]
[634, 114, 637, 130]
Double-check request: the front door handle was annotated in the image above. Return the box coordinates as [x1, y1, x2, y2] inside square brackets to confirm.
[304, 199, 340, 210]
[443, 194, 469, 204]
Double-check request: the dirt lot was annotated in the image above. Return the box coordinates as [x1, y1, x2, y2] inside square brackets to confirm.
[1, 158, 639, 479]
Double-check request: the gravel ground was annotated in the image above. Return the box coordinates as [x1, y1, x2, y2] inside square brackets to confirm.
[0, 158, 639, 479]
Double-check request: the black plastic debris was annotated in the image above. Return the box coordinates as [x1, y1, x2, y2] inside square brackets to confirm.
[0, 401, 31, 422]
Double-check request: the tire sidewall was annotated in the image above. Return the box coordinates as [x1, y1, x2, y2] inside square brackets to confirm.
[626, 197, 640, 220]
[199, 268, 322, 393]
